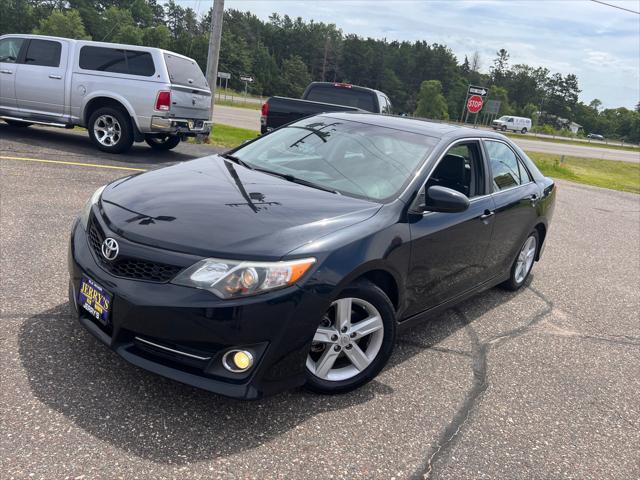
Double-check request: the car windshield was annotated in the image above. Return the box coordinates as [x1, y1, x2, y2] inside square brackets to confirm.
[497, 116, 508, 121]
[230, 117, 438, 202]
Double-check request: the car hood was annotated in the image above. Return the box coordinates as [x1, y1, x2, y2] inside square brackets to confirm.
[100, 155, 381, 259]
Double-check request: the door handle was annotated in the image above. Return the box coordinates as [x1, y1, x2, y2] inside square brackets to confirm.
[479, 210, 495, 220]
[0, 70, 12, 74]
[49, 74, 62, 79]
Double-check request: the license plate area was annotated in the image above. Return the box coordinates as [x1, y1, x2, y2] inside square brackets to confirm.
[78, 275, 112, 327]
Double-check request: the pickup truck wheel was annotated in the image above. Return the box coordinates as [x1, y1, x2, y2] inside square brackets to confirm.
[88, 107, 133, 154]
[4, 119, 32, 127]
[144, 134, 181, 150]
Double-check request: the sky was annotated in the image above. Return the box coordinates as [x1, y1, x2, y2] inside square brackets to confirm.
[179, 0, 640, 109]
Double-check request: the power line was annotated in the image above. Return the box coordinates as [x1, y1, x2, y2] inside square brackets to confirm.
[590, 0, 640, 14]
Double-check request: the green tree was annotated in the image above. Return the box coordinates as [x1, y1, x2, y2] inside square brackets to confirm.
[112, 24, 143, 45]
[491, 48, 510, 85]
[34, 9, 90, 40]
[1, 0, 36, 35]
[142, 25, 172, 49]
[488, 85, 511, 116]
[521, 103, 539, 125]
[415, 80, 449, 120]
[280, 55, 311, 98]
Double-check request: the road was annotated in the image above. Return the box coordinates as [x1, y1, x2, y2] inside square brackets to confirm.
[1, 125, 639, 479]
[212, 105, 640, 163]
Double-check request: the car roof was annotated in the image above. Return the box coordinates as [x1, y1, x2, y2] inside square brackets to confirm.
[0, 33, 196, 62]
[318, 112, 508, 141]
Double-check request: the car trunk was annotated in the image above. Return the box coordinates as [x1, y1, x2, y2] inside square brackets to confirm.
[164, 53, 210, 120]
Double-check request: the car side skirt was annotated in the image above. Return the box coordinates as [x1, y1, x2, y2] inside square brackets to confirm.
[397, 270, 510, 330]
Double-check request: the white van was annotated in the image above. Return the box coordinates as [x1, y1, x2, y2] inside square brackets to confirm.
[492, 116, 532, 134]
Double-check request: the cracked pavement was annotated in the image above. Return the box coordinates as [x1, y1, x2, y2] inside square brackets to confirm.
[1, 125, 639, 479]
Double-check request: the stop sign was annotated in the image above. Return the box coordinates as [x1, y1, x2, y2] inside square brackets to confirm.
[467, 95, 484, 113]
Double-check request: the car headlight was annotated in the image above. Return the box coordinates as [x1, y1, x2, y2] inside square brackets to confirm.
[79, 185, 106, 230]
[172, 257, 316, 299]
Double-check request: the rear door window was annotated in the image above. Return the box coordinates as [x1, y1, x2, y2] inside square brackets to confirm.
[24, 39, 61, 67]
[485, 140, 531, 191]
[304, 85, 376, 111]
[164, 53, 208, 89]
[79, 46, 155, 76]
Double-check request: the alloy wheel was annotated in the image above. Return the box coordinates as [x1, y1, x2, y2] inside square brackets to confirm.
[94, 115, 122, 147]
[514, 235, 537, 284]
[306, 297, 384, 381]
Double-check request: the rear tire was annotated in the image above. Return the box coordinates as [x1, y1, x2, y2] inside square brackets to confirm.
[4, 119, 32, 127]
[305, 280, 396, 394]
[145, 134, 181, 150]
[521, 128, 528, 134]
[501, 231, 539, 291]
[88, 106, 134, 154]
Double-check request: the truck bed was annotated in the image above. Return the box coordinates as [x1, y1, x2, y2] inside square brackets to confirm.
[261, 96, 363, 134]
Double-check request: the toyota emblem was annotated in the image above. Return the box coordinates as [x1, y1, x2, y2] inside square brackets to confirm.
[101, 237, 119, 261]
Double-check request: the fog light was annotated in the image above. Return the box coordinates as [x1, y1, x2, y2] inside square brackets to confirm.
[222, 349, 254, 373]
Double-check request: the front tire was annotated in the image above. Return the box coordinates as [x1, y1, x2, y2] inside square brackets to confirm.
[305, 280, 396, 394]
[501, 125, 507, 132]
[501, 231, 539, 291]
[145, 134, 181, 150]
[88, 107, 133, 154]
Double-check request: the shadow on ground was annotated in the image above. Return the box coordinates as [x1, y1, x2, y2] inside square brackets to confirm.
[0, 124, 219, 165]
[18, 283, 527, 465]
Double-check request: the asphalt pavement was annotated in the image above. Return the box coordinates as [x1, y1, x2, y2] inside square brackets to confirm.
[1, 124, 639, 479]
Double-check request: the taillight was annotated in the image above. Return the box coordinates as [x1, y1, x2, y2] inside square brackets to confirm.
[261, 102, 269, 117]
[155, 91, 171, 111]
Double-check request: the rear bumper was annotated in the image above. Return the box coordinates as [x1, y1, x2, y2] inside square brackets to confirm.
[67, 217, 328, 400]
[150, 116, 212, 136]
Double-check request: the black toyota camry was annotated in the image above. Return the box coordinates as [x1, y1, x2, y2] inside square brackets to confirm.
[68, 113, 556, 399]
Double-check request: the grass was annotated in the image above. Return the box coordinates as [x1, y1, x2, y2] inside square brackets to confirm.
[506, 132, 639, 152]
[215, 99, 262, 110]
[207, 124, 259, 149]
[195, 123, 640, 194]
[527, 152, 640, 194]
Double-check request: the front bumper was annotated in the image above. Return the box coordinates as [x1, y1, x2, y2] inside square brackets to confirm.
[67, 216, 327, 399]
[150, 116, 212, 137]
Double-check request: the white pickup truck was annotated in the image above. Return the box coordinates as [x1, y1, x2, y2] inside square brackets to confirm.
[0, 34, 212, 153]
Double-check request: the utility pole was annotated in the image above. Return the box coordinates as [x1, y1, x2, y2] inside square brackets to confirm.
[206, 0, 225, 118]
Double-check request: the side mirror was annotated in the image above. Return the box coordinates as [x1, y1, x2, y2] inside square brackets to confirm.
[418, 186, 470, 213]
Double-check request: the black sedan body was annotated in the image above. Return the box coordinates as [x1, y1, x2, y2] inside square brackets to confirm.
[68, 113, 556, 399]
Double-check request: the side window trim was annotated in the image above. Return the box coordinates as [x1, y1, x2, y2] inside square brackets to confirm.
[482, 138, 535, 195]
[413, 138, 487, 210]
[16, 38, 29, 64]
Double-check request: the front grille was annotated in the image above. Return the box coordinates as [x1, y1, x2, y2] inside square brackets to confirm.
[88, 216, 182, 283]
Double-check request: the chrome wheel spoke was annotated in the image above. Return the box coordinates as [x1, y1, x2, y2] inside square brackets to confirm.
[351, 315, 383, 340]
[335, 297, 352, 331]
[313, 326, 336, 344]
[314, 347, 340, 378]
[344, 343, 369, 371]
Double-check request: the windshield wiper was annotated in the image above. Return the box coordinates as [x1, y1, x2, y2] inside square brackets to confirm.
[220, 153, 253, 169]
[251, 167, 339, 194]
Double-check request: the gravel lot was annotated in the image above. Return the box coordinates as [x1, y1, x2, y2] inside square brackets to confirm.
[1, 124, 639, 479]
